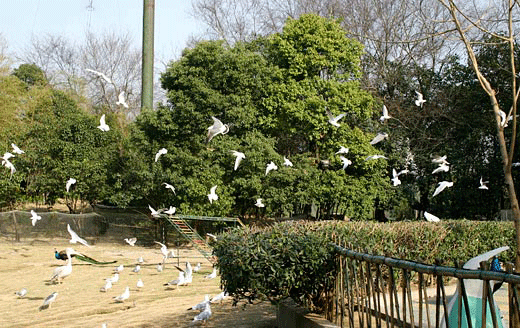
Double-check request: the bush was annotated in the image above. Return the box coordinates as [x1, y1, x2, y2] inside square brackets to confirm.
[214, 220, 516, 313]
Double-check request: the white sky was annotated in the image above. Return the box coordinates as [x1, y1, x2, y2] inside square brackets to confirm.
[0, 0, 204, 63]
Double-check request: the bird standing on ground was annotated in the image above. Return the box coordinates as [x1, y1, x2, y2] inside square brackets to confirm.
[67, 224, 91, 247]
[39, 292, 58, 310]
[136, 278, 144, 289]
[208, 185, 218, 204]
[155, 148, 167, 162]
[97, 114, 110, 132]
[164, 206, 176, 215]
[114, 287, 130, 303]
[193, 302, 212, 324]
[210, 291, 229, 303]
[15, 288, 27, 298]
[193, 262, 201, 272]
[204, 267, 217, 280]
[432, 181, 454, 197]
[50, 249, 73, 283]
[148, 205, 161, 218]
[207, 116, 229, 142]
[114, 264, 124, 273]
[164, 271, 185, 288]
[132, 265, 141, 273]
[265, 161, 278, 175]
[188, 295, 210, 311]
[30, 210, 41, 226]
[108, 273, 119, 284]
[326, 108, 347, 127]
[231, 151, 245, 171]
[100, 279, 112, 292]
[66, 178, 76, 192]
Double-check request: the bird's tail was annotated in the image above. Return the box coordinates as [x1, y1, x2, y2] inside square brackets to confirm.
[75, 254, 117, 265]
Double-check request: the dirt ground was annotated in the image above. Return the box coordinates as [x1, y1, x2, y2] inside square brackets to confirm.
[0, 237, 277, 328]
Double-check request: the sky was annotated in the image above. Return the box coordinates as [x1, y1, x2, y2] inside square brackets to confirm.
[0, 0, 204, 64]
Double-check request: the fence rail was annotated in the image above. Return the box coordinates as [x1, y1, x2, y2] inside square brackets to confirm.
[330, 244, 520, 328]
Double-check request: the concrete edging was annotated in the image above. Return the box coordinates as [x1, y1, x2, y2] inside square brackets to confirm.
[276, 298, 339, 328]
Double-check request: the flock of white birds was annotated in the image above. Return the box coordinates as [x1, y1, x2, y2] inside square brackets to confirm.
[13, 223, 226, 325]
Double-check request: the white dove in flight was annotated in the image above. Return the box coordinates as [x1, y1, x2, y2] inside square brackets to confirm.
[339, 156, 352, 170]
[391, 169, 402, 186]
[424, 211, 440, 222]
[479, 177, 489, 190]
[155, 148, 167, 162]
[11, 143, 24, 154]
[85, 68, 113, 84]
[163, 182, 176, 194]
[97, 114, 110, 132]
[67, 224, 91, 247]
[231, 151, 245, 171]
[326, 108, 347, 127]
[432, 155, 449, 166]
[66, 178, 76, 192]
[432, 181, 454, 197]
[148, 204, 160, 217]
[124, 237, 137, 246]
[336, 146, 349, 155]
[370, 132, 389, 145]
[255, 198, 265, 208]
[208, 185, 218, 204]
[415, 91, 426, 107]
[116, 91, 129, 108]
[365, 155, 387, 161]
[380, 104, 391, 122]
[283, 156, 293, 167]
[207, 116, 229, 142]
[30, 210, 42, 226]
[265, 161, 278, 175]
[432, 163, 450, 174]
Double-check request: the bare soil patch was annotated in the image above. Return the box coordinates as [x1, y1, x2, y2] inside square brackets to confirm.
[0, 237, 276, 327]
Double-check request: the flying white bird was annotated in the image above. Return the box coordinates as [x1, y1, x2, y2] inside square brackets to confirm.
[499, 110, 512, 128]
[97, 114, 110, 132]
[132, 265, 141, 273]
[114, 286, 130, 303]
[204, 267, 217, 280]
[124, 237, 137, 246]
[370, 132, 389, 145]
[207, 233, 218, 241]
[136, 278, 144, 289]
[164, 206, 176, 215]
[415, 91, 426, 107]
[193, 302, 212, 324]
[116, 91, 129, 108]
[424, 211, 441, 222]
[391, 169, 402, 186]
[339, 156, 352, 170]
[326, 108, 347, 127]
[1, 152, 14, 163]
[432, 181, 454, 197]
[255, 198, 265, 208]
[432, 155, 449, 165]
[39, 292, 58, 310]
[336, 146, 349, 155]
[100, 279, 112, 292]
[265, 161, 278, 175]
[188, 295, 210, 311]
[154, 241, 173, 262]
[85, 68, 113, 84]
[67, 223, 91, 247]
[148, 204, 160, 217]
[15, 288, 27, 298]
[365, 155, 387, 161]
[208, 185, 218, 204]
[66, 178, 76, 192]
[432, 163, 450, 174]
[163, 182, 176, 194]
[30, 210, 42, 226]
[11, 143, 24, 154]
[50, 249, 73, 283]
[283, 156, 293, 167]
[380, 104, 391, 122]
[479, 177, 489, 190]
[230, 151, 245, 171]
[2, 158, 15, 177]
[155, 148, 167, 162]
[207, 116, 229, 142]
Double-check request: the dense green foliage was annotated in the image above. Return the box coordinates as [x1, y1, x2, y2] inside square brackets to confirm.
[213, 220, 516, 310]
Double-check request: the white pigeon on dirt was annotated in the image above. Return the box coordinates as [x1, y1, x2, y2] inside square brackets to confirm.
[164, 271, 185, 288]
[231, 151, 245, 171]
[193, 262, 201, 272]
[39, 292, 58, 310]
[108, 273, 119, 284]
[188, 295, 210, 310]
[204, 267, 217, 280]
[114, 286, 130, 302]
[132, 265, 141, 273]
[30, 210, 42, 226]
[15, 288, 27, 298]
[67, 224, 91, 247]
[136, 278, 144, 289]
[210, 291, 229, 303]
[100, 279, 112, 292]
[193, 302, 212, 324]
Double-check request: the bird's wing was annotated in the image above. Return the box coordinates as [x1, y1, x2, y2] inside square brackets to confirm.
[100, 114, 106, 125]
[463, 246, 509, 270]
[382, 105, 388, 117]
[210, 185, 217, 193]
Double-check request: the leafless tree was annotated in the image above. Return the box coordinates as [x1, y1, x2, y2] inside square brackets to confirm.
[20, 31, 142, 118]
[0, 33, 11, 75]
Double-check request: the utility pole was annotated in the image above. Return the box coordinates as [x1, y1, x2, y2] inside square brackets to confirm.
[141, 0, 154, 110]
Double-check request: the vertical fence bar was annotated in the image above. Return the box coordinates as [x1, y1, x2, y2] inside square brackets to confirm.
[423, 274, 432, 328]
[402, 269, 407, 326]
[351, 259, 364, 327]
[457, 277, 463, 328]
[377, 264, 390, 328]
[419, 273, 424, 328]
[458, 278, 473, 328]
[389, 266, 396, 328]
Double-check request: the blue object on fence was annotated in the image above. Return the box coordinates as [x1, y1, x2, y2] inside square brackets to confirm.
[441, 246, 509, 328]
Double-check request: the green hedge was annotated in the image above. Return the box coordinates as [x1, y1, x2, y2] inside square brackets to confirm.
[213, 220, 516, 312]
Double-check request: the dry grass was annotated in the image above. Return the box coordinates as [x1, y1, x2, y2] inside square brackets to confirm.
[0, 237, 276, 328]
